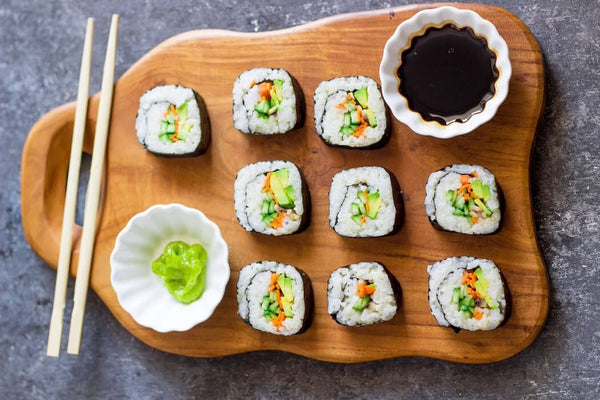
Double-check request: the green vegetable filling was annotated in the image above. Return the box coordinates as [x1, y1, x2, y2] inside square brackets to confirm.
[350, 188, 382, 225]
[451, 267, 499, 319]
[446, 176, 493, 225]
[261, 168, 296, 227]
[352, 282, 376, 311]
[159, 102, 191, 143]
[254, 79, 284, 119]
[338, 87, 378, 139]
[262, 273, 295, 322]
[352, 295, 371, 311]
[151, 241, 207, 304]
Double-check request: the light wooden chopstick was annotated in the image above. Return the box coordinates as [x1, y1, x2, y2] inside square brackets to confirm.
[46, 17, 94, 358]
[67, 14, 119, 355]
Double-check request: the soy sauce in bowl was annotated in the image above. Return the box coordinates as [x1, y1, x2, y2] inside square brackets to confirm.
[398, 24, 499, 125]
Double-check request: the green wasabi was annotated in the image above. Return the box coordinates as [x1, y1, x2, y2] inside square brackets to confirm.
[151, 241, 207, 304]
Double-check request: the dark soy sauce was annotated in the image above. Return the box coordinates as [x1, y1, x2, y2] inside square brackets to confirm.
[397, 24, 499, 125]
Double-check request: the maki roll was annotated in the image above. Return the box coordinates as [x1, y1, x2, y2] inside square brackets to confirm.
[327, 262, 400, 327]
[428, 257, 511, 331]
[329, 167, 403, 237]
[425, 164, 503, 234]
[135, 85, 210, 157]
[314, 76, 389, 148]
[234, 161, 309, 235]
[237, 261, 313, 335]
[232, 68, 304, 135]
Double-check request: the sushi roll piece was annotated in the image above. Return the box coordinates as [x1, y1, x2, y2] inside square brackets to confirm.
[425, 164, 503, 234]
[232, 68, 305, 135]
[314, 76, 389, 148]
[237, 261, 313, 336]
[329, 167, 403, 237]
[234, 160, 309, 236]
[135, 84, 210, 157]
[428, 257, 511, 332]
[327, 262, 400, 327]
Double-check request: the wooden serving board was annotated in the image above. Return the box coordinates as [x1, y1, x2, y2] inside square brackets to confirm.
[21, 3, 548, 363]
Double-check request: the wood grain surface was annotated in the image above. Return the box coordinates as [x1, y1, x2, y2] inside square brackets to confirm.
[21, 3, 548, 363]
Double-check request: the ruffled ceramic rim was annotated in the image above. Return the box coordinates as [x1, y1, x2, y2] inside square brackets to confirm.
[110, 203, 230, 332]
[379, 6, 511, 138]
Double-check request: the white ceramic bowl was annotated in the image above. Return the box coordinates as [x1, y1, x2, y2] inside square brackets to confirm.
[379, 6, 511, 138]
[110, 204, 230, 332]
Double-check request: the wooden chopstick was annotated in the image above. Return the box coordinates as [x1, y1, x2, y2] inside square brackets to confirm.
[46, 17, 95, 358]
[66, 14, 119, 355]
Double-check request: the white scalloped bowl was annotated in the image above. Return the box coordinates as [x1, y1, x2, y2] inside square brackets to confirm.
[379, 6, 511, 138]
[110, 204, 230, 333]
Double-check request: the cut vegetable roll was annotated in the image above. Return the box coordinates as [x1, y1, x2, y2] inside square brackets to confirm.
[425, 164, 503, 234]
[314, 76, 389, 148]
[135, 84, 210, 157]
[232, 68, 304, 135]
[428, 257, 511, 332]
[327, 262, 400, 327]
[329, 167, 403, 237]
[234, 161, 309, 235]
[237, 261, 313, 335]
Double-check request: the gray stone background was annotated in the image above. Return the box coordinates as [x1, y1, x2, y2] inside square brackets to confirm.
[1, 0, 599, 398]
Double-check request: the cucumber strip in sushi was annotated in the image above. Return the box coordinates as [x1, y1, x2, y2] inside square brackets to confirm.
[314, 76, 389, 148]
[428, 257, 511, 332]
[135, 85, 210, 157]
[237, 261, 313, 336]
[232, 68, 305, 135]
[327, 262, 400, 327]
[329, 167, 403, 237]
[234, 160, 310, 236]
[425, 164, 503, 234]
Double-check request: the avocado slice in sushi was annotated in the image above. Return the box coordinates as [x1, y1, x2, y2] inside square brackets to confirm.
[269, 169, 295, 209]
[237, 261, 314, 336]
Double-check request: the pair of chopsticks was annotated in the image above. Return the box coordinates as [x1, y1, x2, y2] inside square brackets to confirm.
[46, 14, 119, 357]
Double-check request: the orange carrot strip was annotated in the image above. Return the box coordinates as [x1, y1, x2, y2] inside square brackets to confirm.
[270, 273, 280, 286]
[169, 104, 181, 142]
[472, 216, 479, 224]
[249, 79, 257, 88]
[460, 175, 470, 185]
[270, 212, 286, 229]
[357, 282, 366, 297]
[353, 123, 367, 138]
[262, 172, 273, 193]
[259, 82, 273, 99]
[473, 311, 483, 320]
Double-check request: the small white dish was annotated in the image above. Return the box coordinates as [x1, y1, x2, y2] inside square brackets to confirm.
[110, 204, 230, 333]
[379, 6, 511, 138]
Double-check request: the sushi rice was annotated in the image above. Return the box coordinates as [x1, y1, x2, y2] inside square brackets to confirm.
[135, 84, 209, 156]
[232, 68, 303, 135]
[314, 76, 388, 148]
[234, 160, 307, 236]
[237, 261, 313, 336]
[329, 167, 402, 237]
[327, 262, 400, 327]
[425, 164, 502, 234]
[428, 257, 510, 331]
